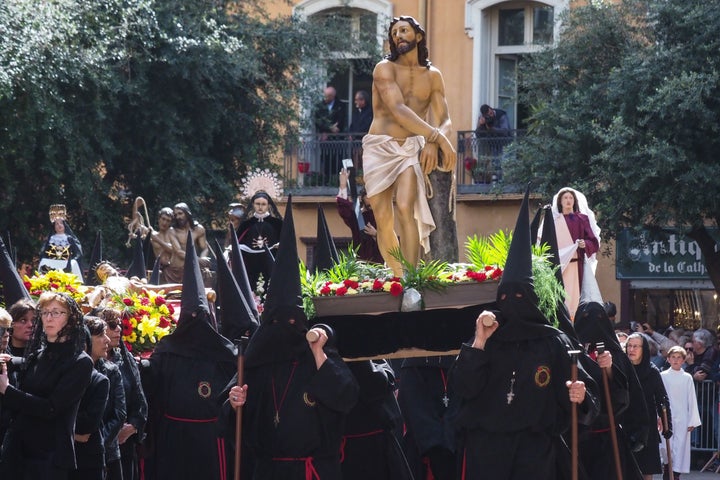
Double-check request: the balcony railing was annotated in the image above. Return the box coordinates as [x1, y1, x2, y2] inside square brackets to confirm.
[281, 130, 526, 195]
[456, 129, 526, 191]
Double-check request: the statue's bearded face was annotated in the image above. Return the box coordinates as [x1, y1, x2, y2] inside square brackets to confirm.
[173, 208, 188, 227]
[391, 21, 420, 56]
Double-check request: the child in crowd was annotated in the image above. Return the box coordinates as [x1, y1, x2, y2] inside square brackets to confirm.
[661, 346, 701, 480]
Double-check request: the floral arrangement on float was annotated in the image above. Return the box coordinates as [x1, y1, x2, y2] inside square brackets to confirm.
[23, 269, 87, 304]
[301, 231, 514, 317]
[104, 289, 177, 354]
[300, 228, 565, 323]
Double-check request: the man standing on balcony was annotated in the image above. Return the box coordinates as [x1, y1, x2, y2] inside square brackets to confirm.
[314, 85, 346, 185]
[348, 90, 373, 175]
[475, 104, 510, 135]
[363, 16, 457, 276]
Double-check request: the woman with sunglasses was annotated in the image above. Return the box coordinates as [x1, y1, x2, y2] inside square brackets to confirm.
[0, 291, 94, 479]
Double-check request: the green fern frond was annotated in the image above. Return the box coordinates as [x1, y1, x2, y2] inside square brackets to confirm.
[299, 259, 319, 319]
[389, 247, 449, 292]
[464, 230, 512, 270]
[531, 243, 566, 328]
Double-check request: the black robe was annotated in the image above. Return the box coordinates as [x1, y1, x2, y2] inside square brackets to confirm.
[450, 314, 598, 480]
[0, 343, 94, 477]
[341, 360, 413, 480]
[573, 302, 645, 480]
[398, 355, 458, 480]
[241, 350, 358, 479]
[98, 359, 126, 465]
[73, 368, 110, 473]
[108, 344, 147, 479]
[236, 216, 282, 291]
[142, 315, 237, 480]
[630, 333, 672, 475]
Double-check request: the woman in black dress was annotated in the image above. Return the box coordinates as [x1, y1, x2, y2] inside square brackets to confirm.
[0, 291, 94, 479]
[626, 333, 672, 480]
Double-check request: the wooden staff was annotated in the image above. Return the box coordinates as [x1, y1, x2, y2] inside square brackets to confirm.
[597, 342, 623, 480]
[234, 338, 246, 480]
[569, 349, 581, 480]
[662, 404, 673, 478]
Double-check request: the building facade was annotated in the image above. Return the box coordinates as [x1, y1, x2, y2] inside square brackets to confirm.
[262, 0, 720, 333]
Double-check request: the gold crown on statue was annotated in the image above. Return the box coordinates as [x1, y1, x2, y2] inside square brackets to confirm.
[48, 204, 67, 223]
[241, 168, 283, 201]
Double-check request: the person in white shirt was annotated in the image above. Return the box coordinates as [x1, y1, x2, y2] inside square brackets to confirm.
[661, 346, 701, 479]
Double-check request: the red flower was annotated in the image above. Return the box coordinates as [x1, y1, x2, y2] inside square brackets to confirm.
[138, 309, 149, 317]
[140, 297, 150, 306]
[336, 286, 348, 296]
[491, 268, 503, 279]
[123, 297, 133, 306]
[389, 282, 403, 297]
[122, 320, 133, 336]
[124, 341, 133, 352]
[474, 272, 487, 282]
[320, 285, 331, 295]
[464, 156, 477, 171]
[167, 303, 175, 314]
[484, 265, 494, 271]
[372, 279, 384, 291]
[158, 317, 170, 329]
[23, 281, 32, 289]
[390, 276, 401, 283]
[154, 296, 166, 306]
[50, 282, 59, 289]
[343, 279, 359, 289]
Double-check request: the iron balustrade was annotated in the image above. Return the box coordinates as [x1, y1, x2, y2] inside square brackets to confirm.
[281, 130, 526, 195]
[693, 380, 718, 452]
[283, 133, 366, 191]
[456, 129, 526, 187]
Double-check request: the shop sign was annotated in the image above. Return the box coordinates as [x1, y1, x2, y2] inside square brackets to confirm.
[616, 228, 719, 279]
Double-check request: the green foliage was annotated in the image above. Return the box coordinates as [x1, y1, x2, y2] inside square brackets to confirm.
[389, 247, 449, 293]
[0, 0, 381, 267]
[509, 0, 720, 242]
[464, 230, 512, 270]
[321, 246, 389, 284]
[299, 259, 319, 320]
[531, 243, 566, 328]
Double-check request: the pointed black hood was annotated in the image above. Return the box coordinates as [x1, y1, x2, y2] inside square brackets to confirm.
[261, 195, 303, 323]
[494, 185, 558, 341]
[126, 232, 147, 280]
[153, 231, 236, 362]
[228, 224, 260, 320]
[530, 205, 543, 248]
[0, 235, 31, 306]
[149, 256, 161, 285]
[180, 231, 208, 318]
[245, 195, 309, 368]
[212, 239, 259, 341]
[313, 204, 338, 273]
[87, 231, 103, 285]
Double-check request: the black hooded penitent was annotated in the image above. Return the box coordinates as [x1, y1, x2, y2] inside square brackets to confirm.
[126, 232, 147, 281]
[143, 231, 237, 479]
[244, 195, 309, 368]
[0, 235, 31, 307]
[313, 204, 339, 273]
[212, 239, 259, 342]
